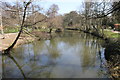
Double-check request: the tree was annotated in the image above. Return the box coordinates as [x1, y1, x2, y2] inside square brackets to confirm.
[4, 0, 32, 54]
[63, 11, 80, 28]
[0, 1, 4, 38]
[46, 4, 59, 18]
[112, 2, 120, 23]
[1, 1, 23, 33]
[2, 0, 48, 54]
[46, 4, 59, 33]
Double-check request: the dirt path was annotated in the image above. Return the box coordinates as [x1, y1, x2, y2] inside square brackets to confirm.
[0, 33, 34, 51]
[106, 29, 120, 33]
[111, 30, 120, 33]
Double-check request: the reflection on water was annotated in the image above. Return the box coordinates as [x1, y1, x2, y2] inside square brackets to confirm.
[2, 31, 109, 78]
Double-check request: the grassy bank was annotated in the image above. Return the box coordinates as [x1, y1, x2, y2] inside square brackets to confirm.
[103, 29, 120, 39]
[4, 27, 19, 33]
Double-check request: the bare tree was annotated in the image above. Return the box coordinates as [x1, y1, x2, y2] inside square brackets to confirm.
[46, 4, 59, 33]
[4, 0, 32, 54]
[2, 0, 48, 54]
[79, 0, 119, 35]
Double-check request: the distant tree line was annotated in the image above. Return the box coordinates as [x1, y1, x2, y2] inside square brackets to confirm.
[62, 0, 120, 35]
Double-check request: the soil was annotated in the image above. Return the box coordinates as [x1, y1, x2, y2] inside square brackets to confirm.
[0, 33, 34, 51]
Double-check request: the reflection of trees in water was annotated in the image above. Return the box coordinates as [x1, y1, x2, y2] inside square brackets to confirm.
[2, 39, 61, 78]
[2, 55, 5, 78]
[20, 40, 59, 78]
[61, 32, 103, 48]
[24, 42, 58, 78]
[2, 31, 114, 78]
[2, 54, 26, 78]
[25, 65, 54, 78]
[2, 54, 58, 78]
[44, 39, 61, 59]
[79, 33, 107, 76]
[32, 41, 45, 54]
[27, 39, 61, 60]
[19, 41, 46, 62]
[89, 37, 120, 78]
[59, 31, 106, 70]
[59, 31, 115, 78]
[81, 39, 97, 69]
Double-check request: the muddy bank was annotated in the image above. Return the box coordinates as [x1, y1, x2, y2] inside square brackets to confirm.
[0, 30, 62, 53]
[0, 33, 34, 51]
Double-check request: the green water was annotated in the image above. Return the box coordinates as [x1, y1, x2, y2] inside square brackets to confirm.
[2, 31, 109, 78]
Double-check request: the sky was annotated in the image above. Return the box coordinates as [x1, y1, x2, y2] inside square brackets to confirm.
[0, 0, 83, 14]
[39, 0, 83, 14]
[1, 0, 119, 14]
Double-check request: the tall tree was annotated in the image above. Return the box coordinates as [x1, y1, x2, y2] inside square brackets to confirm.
[112, 2, 120, 23]
[46, 4, 59, 33]
[63, 11, 80, 28]
[47, 4, 59, 18]
[4, 0, 32, 54]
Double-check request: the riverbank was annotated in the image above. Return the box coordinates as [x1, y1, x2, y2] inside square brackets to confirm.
[79, 29, 120, 56]
[0, 33, 35, 51]
[80, 29, 120, 41]
[79, 29, 120, 79]
[0, 29, 62, 53]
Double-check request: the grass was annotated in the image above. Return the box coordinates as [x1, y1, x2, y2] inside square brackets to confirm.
[35, 28, 58, 33]
[104, 29, 120, 39]
[36, 28, 50, 32]
[4, 28, 19, 33]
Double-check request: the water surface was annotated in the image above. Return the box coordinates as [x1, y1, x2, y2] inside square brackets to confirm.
[2, 31, 109, 78]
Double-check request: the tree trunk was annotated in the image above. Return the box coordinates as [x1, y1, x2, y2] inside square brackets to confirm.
[0, 6, 4, 38]
[3, 1, 31, 54]
[4, 27, 23, 54]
